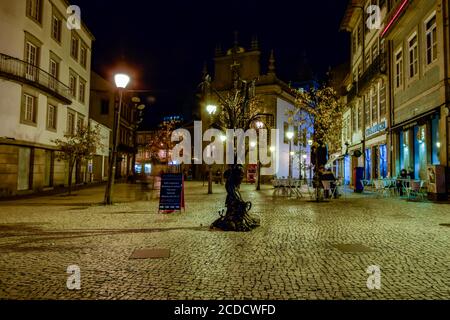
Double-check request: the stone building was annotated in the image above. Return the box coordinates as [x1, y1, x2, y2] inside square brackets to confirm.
[0, 0, 94, 196]
[202, 36, 308, 179]
[340, 0, 390, 186]
[382, 0, 449, 187]
[89, 71, 138, 181]
[339, 0, 449, 195]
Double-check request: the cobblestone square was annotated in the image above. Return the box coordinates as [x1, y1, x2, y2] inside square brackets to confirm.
[0, 182, 449, 300]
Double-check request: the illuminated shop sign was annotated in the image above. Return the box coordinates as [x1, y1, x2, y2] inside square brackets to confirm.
[366, 121, 387, 137]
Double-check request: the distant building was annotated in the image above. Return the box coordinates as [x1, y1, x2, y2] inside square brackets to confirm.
[89, 71, 138, 180]
[203, 35, 310, 179]
[0, 0, 94, 196]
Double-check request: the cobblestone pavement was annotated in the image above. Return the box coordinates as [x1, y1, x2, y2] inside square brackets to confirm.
[0, 182, 449, 300]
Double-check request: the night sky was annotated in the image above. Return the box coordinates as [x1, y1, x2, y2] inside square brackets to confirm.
[73, 0, 350, 128]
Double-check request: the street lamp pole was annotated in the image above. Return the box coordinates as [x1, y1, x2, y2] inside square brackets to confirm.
[206, 104, 217, 195]
[104, 73, 130, 205]
[286, 131, 294, 179]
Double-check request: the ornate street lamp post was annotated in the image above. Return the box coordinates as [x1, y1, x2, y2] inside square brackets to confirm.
[286, 131, 294, 178]
[104, 73, 130, 205]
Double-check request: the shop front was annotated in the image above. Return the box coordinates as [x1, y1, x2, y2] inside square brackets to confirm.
[392, 112, 441, 180]
[365, 121, 388, 180]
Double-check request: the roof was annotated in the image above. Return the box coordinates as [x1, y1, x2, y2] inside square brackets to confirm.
[340, 0, 363, 32]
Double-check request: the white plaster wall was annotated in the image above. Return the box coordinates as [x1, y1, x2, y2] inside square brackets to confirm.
[0, 0, 93, 146]
[276, 97, 300, 178]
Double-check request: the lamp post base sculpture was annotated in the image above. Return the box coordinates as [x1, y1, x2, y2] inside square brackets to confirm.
[211, 165, 260, 232]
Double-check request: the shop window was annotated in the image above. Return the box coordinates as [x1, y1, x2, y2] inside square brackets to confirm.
[431, 117, 440, 165]
[379, 144, 388, 178]
[365, 148, 371, 180]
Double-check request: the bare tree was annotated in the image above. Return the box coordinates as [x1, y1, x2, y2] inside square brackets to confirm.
[53, 125, 103, 195]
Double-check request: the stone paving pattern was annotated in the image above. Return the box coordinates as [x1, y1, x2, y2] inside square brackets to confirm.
[0, 182, 449, 300]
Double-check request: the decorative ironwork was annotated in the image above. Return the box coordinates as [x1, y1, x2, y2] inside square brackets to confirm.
[211, 165, 260, 232]
[0, 53, 71, 104]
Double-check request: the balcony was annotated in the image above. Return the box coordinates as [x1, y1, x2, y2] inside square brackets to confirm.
[0, 53, 72, 104]
[346, 54, 387, 101]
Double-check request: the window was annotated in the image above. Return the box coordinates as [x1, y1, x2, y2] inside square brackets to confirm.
[358, 103, 362, 130]
[358, 63, 363, 79]
[365, 51, 371, 69]
[371, 85, 378, 124]
[67, 111, 75, 135]
[49, 59, 58, 79]
[79, 79, 86, 103]
[51, 14, 62, 43]
[26, 0, 42, 23]
[352, 105, 358, 133]
[77, 115, 84, 131]
[379, 81, 386, 119]
[357, 26, 362, 48]
[69, 73, 77, 98]
[100, 99, 109, 115]
[70, 33, 79, 60]
[365, 94, 370, 126]
[352, 33, 357, 55]
[425, 14, 437, 65]
[23, 94, 36, 123]
[80, 46, 87, 68]
[25, 41, 39, 80]
[47, 104, 57, 130]
[372, 42, 379, 59]
[395, 49, 403, 88]
[408, 33, 419, 78]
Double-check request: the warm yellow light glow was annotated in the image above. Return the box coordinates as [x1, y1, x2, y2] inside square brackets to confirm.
[255, 121, 264, 129]
[286, 131, 294, 140]
[220, 135, 227, 142]
[270, 146, 276, 153]
[436, 142, 441, 148]
[290, 151, 295, 156]
[206, 104, 217, 115]
[114, 73, 130, 89]
[308, 139, 313, 146]
[302, 154, 307, 159]
[250, 141, 257, 148]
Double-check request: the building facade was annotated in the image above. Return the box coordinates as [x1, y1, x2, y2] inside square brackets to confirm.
[90, 71, 140, 181]
[203, 37, 310, 180]
[339, 0, 449, 194]
[382, 0, 449, 186]
[340, 0, 390, 186]
[0, 0, 94, 197]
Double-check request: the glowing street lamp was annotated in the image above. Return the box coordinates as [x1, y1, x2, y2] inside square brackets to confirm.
[286, 131, 294, 178]
[105, 73, 130, 205]
[206, 104, 217, 115]
[114, 73, 130, 89]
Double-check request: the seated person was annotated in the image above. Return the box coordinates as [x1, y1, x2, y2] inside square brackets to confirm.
[320, 168, 339, 199]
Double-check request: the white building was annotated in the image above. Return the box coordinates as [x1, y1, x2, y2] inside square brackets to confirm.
[0, 0, 94, 196]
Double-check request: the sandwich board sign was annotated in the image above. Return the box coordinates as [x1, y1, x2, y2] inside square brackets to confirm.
[158, 173, 185, 213]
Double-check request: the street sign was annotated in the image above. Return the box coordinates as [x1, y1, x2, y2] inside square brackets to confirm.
[158, 173, 185, 213]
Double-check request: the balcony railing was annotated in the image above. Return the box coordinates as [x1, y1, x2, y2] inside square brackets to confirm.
[0, 53, 72, 104]
[346, 54, 387, 102]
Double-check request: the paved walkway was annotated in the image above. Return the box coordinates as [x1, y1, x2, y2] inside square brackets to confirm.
[0, 182, 449, 300]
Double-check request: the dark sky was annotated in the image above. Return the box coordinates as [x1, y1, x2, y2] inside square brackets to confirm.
[73, 0, 350, 128]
